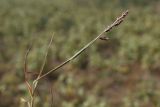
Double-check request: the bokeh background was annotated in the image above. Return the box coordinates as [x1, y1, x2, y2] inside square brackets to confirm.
[0, 0, 160, 107]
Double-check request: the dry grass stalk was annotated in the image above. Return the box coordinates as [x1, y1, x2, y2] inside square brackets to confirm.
[37, 10, 129, 80]
[23, 10, 129, 107]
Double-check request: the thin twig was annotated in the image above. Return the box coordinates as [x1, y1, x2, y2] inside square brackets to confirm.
[37, 10, 129, 80]
[37, 34, 54, 78]
[24, 44, 33, 97]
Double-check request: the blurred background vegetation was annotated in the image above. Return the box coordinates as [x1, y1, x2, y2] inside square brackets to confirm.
[0, 0, 160, 107]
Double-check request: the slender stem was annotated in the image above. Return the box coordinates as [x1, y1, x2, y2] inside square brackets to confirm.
[37, 10, 129, 80]
[30, 97, 34, 107]
[37, 34, 54, 78]
[24, 44, 33, 97]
